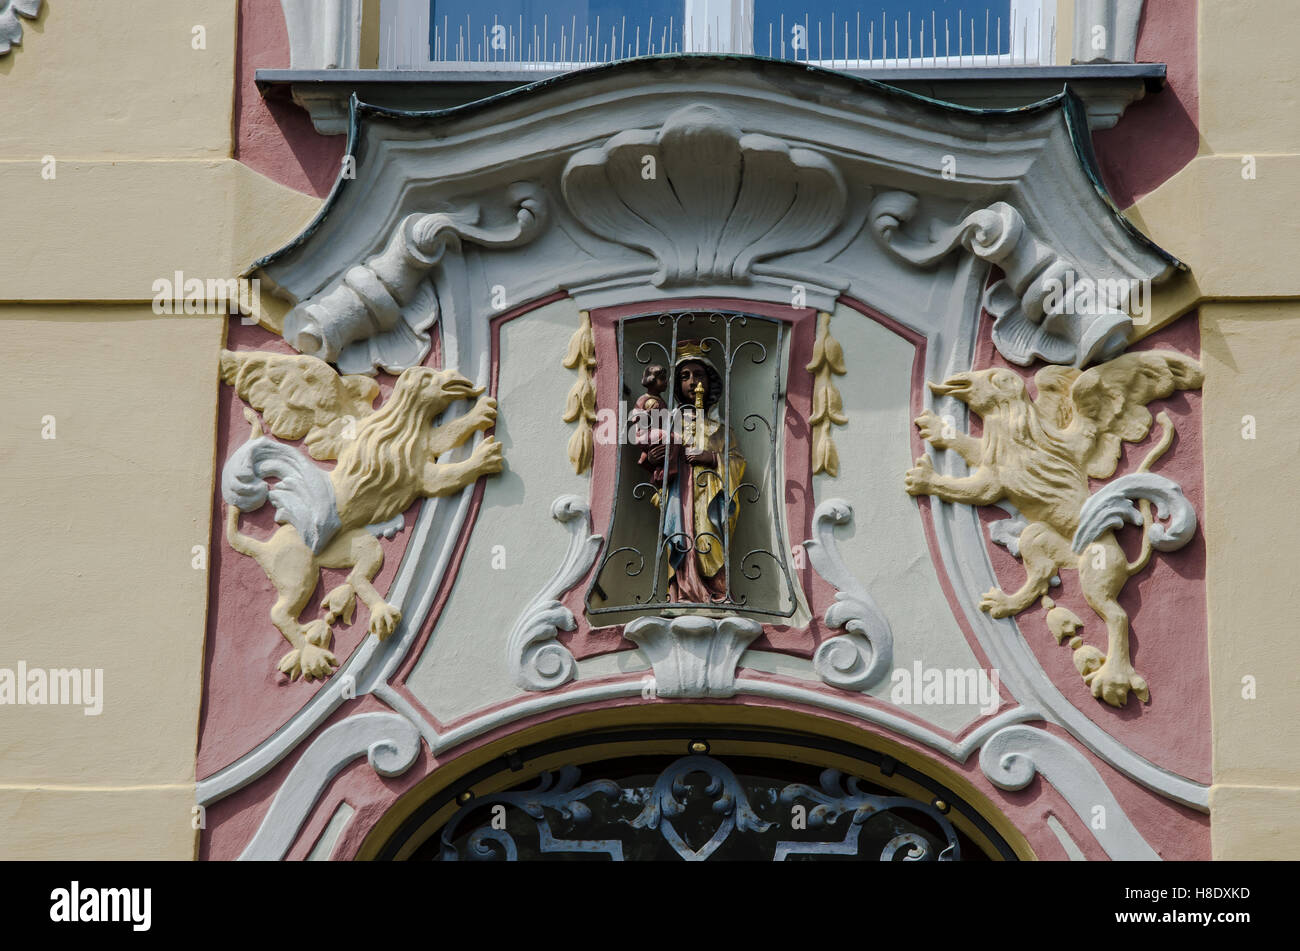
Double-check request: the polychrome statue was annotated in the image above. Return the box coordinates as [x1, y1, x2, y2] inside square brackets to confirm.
[637, 341, 744, 604]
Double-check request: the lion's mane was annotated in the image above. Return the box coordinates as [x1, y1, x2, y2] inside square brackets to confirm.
[331, 370, 442, 525]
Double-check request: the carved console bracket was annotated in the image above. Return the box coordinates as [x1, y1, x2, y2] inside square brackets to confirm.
[283, 182, 547, 373]
[807, 311, 848, 476]
[803, 500, 894, 691]
[508, 496, 603, 691]
[871, 192, 1135, 368]
[562, 104, 847, 288]
[624, 615, 762, 699]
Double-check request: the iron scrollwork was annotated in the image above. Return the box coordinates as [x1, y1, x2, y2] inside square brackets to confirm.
[434, 754, 963, 861]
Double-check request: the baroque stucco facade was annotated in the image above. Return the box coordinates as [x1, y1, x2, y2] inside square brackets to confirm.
[0, 0, 1296, 861]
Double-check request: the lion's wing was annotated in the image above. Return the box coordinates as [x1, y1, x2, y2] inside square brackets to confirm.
[1032, 364, 1082, 431]
[1068, 351, 1203, 479]
[219, 350, 379, 460]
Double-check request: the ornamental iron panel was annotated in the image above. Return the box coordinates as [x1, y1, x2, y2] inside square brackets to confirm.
[428, 753, 967, 861]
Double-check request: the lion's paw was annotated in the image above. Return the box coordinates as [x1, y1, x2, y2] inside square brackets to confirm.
[979, 587, 1019, 619]
[369, 601, 402, 640]
[914, 410, 952, 449]
[277, 642, 340, 682]
[473, 436, 505, 475]
[321, 584, 357, 627]
[904, 455, 935, 496]
[1072, 644, 1105, 678]
[1084, 659, 1149, 707]
[470, 396, 499, 432]
[298, 643, 340, 681]
[301, 618, 333, 648]
[277, 648, 302, 680]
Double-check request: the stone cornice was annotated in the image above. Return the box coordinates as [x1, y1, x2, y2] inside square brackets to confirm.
[255, 59, 1166, 136]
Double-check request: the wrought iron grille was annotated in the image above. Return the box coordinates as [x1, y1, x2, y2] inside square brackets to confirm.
[428, 754, 966, 861]
[585, 311, 798, 621]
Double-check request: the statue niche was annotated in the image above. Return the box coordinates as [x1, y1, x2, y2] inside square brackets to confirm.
[586, 311, 801, 624]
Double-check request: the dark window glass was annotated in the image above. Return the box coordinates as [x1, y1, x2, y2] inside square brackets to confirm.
[427, 0, 687, 62]
[753, 1, 1016, 62]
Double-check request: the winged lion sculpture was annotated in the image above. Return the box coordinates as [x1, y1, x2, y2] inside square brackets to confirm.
[905, 350, 1203, 707]
[218, 350, 503, 681]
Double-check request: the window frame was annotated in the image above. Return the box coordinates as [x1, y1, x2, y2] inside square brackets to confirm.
[375, 0, 1059, 69]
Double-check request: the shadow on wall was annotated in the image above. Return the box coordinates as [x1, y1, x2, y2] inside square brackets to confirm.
[1091, 0, 1199, 208]
[236, 0, 347, 198]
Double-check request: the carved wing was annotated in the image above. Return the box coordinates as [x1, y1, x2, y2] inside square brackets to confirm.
[218, 350, 379, 460]
[1031, 364, 1083, 430]
[1065, 351, 1204, 479]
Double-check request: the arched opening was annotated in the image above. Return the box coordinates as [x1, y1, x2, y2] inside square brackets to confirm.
[360, 713, 1032, 861]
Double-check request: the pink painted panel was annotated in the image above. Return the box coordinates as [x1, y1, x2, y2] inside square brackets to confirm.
[1092, 0, 1199, 208]
[968, 309, 1210, 785]
[200, 299, 1209, 860]
[235, 0, 346, 197]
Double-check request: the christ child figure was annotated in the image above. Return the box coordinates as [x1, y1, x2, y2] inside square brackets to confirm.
[628, 364, 681, 465]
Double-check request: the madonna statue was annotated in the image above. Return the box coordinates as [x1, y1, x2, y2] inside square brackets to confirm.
[636, 340, 745, 603]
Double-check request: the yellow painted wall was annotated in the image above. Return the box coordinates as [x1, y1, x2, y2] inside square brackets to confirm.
[1129, 0, 1300, 859]
[1198, 0, 1300, 156]
[0, 1, 235, 159]
[0, 1, 321, 859]
[1200, 302, 1300, 859]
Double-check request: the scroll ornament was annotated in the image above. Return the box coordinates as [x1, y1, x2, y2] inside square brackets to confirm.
[804, 499, 894, 692]
[0, 0, 41, 56]
[283, 182, 546, 374]
[507, 496, 602, 692]
[871, 191, 1138, 368]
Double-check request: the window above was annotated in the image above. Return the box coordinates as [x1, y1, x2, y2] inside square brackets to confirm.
[376, 1, 1056, 69]
[265, 0, 1160, 135]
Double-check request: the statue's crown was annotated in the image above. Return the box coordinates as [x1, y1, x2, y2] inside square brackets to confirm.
[674, 339, 716, 369]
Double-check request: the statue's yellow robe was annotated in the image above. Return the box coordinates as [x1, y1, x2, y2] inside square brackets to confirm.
[658, 409, 744, 596]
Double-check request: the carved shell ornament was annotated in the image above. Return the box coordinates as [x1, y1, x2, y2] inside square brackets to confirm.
[0, 0, 41, 55]
[562, 104, 848, 287]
